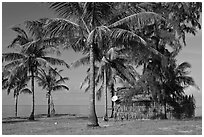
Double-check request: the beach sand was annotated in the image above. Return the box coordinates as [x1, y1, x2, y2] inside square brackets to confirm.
[2, 114, 202, 135]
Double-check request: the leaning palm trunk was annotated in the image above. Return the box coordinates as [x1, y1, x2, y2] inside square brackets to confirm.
[87, 44, 99, 127]
[29, 70, 35, 120]
[15, 95, 18, 117]
[47, 91, 51, 117]
[103, 65, 108, 121]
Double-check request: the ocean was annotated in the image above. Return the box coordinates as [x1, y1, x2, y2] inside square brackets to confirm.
[2, 105, 202, 119]
[2, 105, 112, 118]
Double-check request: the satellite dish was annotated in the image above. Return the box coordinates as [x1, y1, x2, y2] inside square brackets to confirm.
[111, 96, 118, 102]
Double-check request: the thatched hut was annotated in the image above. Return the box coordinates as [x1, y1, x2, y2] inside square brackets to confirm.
[114, 87, 167, 120]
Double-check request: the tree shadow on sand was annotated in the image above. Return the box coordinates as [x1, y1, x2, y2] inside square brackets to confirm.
[2, 117, 39, 124]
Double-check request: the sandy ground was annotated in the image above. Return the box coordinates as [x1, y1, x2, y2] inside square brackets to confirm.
[2, 114, 202, 135]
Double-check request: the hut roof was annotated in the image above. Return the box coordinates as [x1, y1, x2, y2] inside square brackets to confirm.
[131, 94, 152, 102]
[116, 87, 152, 103]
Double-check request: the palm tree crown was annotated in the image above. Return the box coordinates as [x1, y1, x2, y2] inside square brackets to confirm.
[2, 66, 32, 117]
[45, 2, 174, 126]
[36, 67, 69, 117]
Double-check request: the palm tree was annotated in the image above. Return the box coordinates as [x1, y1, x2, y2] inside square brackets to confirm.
[45, 2, 166, 126]
[96, 47, 141, 121]
[163, 60, 198, 119]
[143, 50, 198, 119]
[77, 47, 143, 120]
[2, 25, 69, 120]
[167, 60, 198, 97]
[36, 67, 69, 117]
[2, 67, 32, 117]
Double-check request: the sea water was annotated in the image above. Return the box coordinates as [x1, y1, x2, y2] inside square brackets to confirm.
[2, 105, 202, 119]
[2, 105, 112, 118]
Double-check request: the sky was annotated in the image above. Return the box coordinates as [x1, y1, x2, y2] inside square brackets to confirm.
[1, 2, 202, 114]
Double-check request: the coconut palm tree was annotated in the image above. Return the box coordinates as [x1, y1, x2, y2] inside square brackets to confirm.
[96, 48, 143, 120]
[45, 2, 167, 126]
[142, 50, 198, 119]
[76, 47, 143, 120]
[161, 60, 198, 119]
[166, 60, 198, 98]
[2, 67, 32, 117]
[2, 25, 69, 120]
[36, 67, 69, 117]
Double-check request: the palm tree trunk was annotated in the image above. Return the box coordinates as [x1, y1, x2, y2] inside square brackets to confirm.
[143, 63, 146, 74]
[29, 70, 35, 120]
[15, 95, 18, 117]
[47, 91, 51, 117]
[87, 44, 99, 127]
[103, 65, 108, 121]
[164, 97, 167, 119]
[110, 83, 114, 118]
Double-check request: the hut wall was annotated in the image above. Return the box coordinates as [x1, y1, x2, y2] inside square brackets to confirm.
[114, 101, 173, 120]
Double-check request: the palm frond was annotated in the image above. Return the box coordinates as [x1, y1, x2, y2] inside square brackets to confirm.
[7, 86, 13, 95]
[24, 18, 48, 39]
[109, 12, 165, 30]
[2, 78, 9, 90]
[65, 35, 87, 52]
[3, 66, 29, 97]
[34, 57, 51, 69]
[177, 76, 195, 87]
[36, 77, 48, 90]
[42, 37, 65, 49]
[111, 28, 146, 45]
[35, 68, 47, 83]
[2, 68, 10, 79]
[176, 62, 191, 72]
[87, 26, 111, 50]
[35, 75, 45, 84]
[11, 26, 29, 40]
[3, 59, 23, 70]
[20, 39, 41, 55]
[83, 2, 114, 27]
[106, 3, 131, 25]
[111, 28, 167, 64]
[20, 88, 32, 94]
[2, 53, 25, 62]
[48, 2, 83, 19]
[48, 66, 64, 79]
[95, 26, 111, 50]
[41, 57, 69, 68]
[22, 37, 62, 57]
[80, 74, 90, 89]
[53, 85, 69, 91]
[126, 65, 141, 79]
[110, 59, 137, 88]
[36, 72, 49, 89]
[55, 77, 69, 84]
[44, 18, 80, 38]
[84, 84, 90, 93]
[71, 54, 90, 68]
[80, 66, 100, 92]
[8, 35, 30, 49]
[136, 2, 156, 10]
